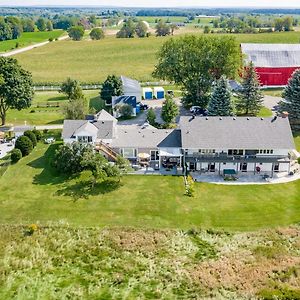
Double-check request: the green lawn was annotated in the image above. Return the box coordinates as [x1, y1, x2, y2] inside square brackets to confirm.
[6, 90, 104, 126]
[0, 140, 300, 231]
[262, 88, 284, 98]
[15, 31, 300, 84]
[0, 30, 65, 53]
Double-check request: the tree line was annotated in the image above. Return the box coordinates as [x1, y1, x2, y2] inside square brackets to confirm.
[0, 16, 53, 42]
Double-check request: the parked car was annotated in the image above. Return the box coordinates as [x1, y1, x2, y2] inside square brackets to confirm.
[140, 103, 149, 110]
[44, 137, 55, 144]
[190, 106, 208, 116]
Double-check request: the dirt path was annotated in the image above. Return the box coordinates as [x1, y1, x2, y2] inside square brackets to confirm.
[0, 35, 69, 57]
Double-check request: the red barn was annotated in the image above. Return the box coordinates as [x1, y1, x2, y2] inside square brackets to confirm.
[241, 43, 300, 86]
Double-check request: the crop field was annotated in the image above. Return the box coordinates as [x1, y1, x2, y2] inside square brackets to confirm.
[15, 31, 300, 84]
[0, 30, 65, 53]
[6, 90, 103, 126]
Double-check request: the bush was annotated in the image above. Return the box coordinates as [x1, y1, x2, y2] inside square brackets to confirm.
[10, 149, 22, 163]
[32, 129, 42, 141]
[15, 136, 33, 156]
[24, 130, 37, 147]
[48, 37, 54, 42]
[297, 157, 300, 164]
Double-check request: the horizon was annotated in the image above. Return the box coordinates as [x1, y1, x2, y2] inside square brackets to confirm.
[1, 0, 300, 9]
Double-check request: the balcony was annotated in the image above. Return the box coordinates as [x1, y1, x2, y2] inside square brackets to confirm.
[185, 153, 289, 163]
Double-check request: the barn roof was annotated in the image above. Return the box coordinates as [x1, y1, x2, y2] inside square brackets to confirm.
[241, 43, 300, 68]
[121, 75, 141, 94]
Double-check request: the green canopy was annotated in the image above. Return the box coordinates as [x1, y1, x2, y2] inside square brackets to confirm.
[223, 169, 236, 175]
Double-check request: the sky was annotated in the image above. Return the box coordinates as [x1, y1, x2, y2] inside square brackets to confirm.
[1, 0, 300, 8]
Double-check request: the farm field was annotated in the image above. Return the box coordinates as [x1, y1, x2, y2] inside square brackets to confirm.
[15, 31, 300, 84]
[2, 224, 300, 299]
[0, 138, 300, 231]
[5, 90, 103, 126]
[0, 30, 65, 53]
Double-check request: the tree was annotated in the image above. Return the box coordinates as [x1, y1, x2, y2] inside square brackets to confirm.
[155, 20, 171, 36]
[0, 57, 34, 125]
[117, 104, 133, 117]
[32, 129, 42, 141]
[36, 18, 47, 31]
[62, 98, 87, 120]
[115, 155, 132, 173]
[89, 28, 105, 40]
[170, 23, 178, 35]
[278, 69, 300, 120]
[53, 142, 91, 175]
[116, 19, 136, 38]
[68, 26, 84, 41]
[22, 18, 35, 32]
[207, 76, 235, 116]
[6, 16, 23, 39]
[24, 130, 37, 147]
[147, 108, 156, 125]
[15, 136, 33, 156]
[10, 148, 22, 163]
[100, 75, 123, 104]
[153, 35, 241, 108]
[203, 25, 211, 34]
[0, 20, 12, 41]
[161, 96, 179, 124]
[135, 21, 148, 37]
[46, 20, 53, 31]
[236, 62, 263, 115]
[60, 78, 84, 100]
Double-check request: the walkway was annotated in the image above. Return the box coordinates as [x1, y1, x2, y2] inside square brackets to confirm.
[0, 35, 68, 57]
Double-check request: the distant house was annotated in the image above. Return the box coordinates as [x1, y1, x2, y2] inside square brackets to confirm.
[241, 43, 300, 86]
[62, 110, 296, 177]
[112, 95, 138, 118]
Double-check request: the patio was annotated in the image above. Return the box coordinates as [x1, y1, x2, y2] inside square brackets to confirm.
[129, 165, 179, 176]
[191, 171, 300, 185]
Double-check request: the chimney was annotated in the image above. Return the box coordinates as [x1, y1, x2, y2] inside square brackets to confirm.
[281, 111, 289, 118]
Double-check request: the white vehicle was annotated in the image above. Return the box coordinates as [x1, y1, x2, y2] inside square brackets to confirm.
[44, 137, 55, 144]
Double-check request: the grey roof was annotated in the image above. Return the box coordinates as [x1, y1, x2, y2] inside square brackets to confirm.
[110, 126, 180, 149]
[62, 119, 115, 140]
[179, 116, 295, 150]
[241, 43, 300, 67]
[95, 109, 117, 122]
[121, 75, 141, 94]
[158, 129, 182, 148]
[62, 120, 88, 139]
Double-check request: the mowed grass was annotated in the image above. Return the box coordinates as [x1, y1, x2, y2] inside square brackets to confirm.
[16, 31, 300, 84]
[0, 140, 300, 231]
[0, 30, 65, 53]
[6, 90, 103, 126]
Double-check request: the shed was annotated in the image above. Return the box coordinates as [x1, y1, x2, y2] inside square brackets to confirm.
[121, 75, 142, 102]
[241, 43, 300, 86]
[154, 87, 165, 99]
[142, 87, 153, 100]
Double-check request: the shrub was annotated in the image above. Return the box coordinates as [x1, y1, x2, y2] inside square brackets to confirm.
[15, 136, 33, 156]
[185, 175, 195, 197]
[24, 224, 38, 236]
[32, 129, 42, 141]
[48, 37, 54, 42]
[10, 148, 22, 163]
[297, 157, 300, 164]
[24, 130, 37, 147]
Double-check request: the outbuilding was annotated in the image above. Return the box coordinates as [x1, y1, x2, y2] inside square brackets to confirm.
[121, 75, 142, 102]
[241, 43, 300, 86]
[142, 87, 153, 100]
[154, 87, 165, 99]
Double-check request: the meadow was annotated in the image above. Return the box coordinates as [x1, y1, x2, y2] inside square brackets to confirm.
[0, 30, 65, 53]
[15, 31, 300, 84]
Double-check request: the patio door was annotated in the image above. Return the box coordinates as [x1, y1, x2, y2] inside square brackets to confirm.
[240, 163, 247, 172]
[274, 163, 279, 172]
[208, 163, 215, 172]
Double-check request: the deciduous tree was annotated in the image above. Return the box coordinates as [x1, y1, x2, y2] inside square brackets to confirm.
[161, 96, 179, 125]
[100, 75, 123, 104]
[68, 26, 84, 41]
[0, 57, 34, 125]
[89, 28, 105, 40]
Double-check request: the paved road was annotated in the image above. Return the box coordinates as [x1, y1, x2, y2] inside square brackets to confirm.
[0, 35, 68, 57]
[263, 95, 282, 114]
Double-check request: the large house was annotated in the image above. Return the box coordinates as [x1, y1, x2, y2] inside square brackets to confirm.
[62, 110, 296, 177]
[241, 43, 300, 86]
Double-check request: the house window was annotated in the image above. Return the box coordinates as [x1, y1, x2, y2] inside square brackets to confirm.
[228, 149, 243, 155]
[122, 148, 137, 158]
[78, 136, 93, 143]
[151, 150, 159, 161]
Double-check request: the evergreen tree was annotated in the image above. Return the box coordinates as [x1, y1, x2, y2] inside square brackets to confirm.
[278, 69, 300, 120]
[161, 96, 179, 125]
[100, 75, 123, 104]
[236, 62, 263, 115]
[207, 76, 234, 116]
[146, 108, 156, 125]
